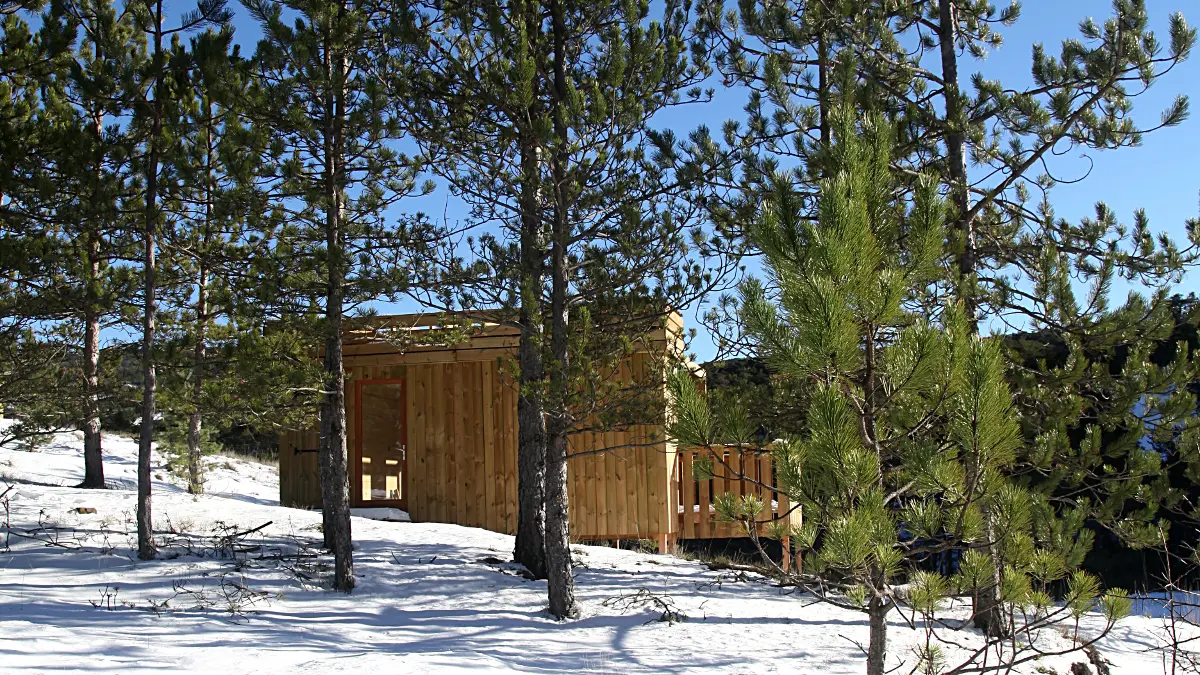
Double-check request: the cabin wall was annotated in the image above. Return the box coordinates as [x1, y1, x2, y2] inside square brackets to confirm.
[403, 359, 518, 533]
[566, 351, 674, 540]
[279, 427, 321, 508]
[279, 349, 677, 540]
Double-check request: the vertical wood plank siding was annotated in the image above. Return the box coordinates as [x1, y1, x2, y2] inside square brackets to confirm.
[279, 316, 701, 542]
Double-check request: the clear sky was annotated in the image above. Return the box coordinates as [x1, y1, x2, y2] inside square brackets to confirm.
[223, 0, 1200, 363]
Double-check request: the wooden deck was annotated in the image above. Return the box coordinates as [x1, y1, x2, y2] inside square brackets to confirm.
[675, 445, 801, 566]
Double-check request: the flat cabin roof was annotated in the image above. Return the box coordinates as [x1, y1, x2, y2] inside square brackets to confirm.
[336, 311, 697, 370]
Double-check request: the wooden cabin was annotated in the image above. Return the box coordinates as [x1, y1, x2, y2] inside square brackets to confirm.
[279, 312, 799, 552]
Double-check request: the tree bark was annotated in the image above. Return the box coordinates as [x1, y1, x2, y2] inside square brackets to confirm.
[136, 1, 164, 562]
[81, 304, 104, 488]
[866, 597, 889, 675]
[512, 1, 548, 580]
[514, 145, 548, 580]
[816, 20, 830, 151]
[318, 13, 355, 593]
[187, 97, 217, 498]
[80, 36, 106, 491]
[318, 309, 354, 593]
[187, 264, 207, 495]
[937, 0, 1003, 637]
[544, 0, 578, 620]
[937, 0, 977, 323]
[973, 513, 1005, 636]
[81, 243, 104, 488]
[544, 423, 575, 617]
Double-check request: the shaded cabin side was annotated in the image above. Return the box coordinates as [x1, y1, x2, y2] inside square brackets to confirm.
[279, 314, 682, 543]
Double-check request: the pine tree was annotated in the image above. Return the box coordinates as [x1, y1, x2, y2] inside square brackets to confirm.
[154, 24, 320, 495]
[391, 0, 555, 579]
[126, 0, 231, 561]
[246, 0, 435, 592]
[156, 27, 254, 494]
[538, 0, 731, 618]
[697, 0, 1198, 633]
[398, 0, 731, 616]
[670, 112, 1131, 675]
[57, 0, 144, 489]
[0, 0, 141, 486]
[0, 1, 72, 431]
[884, 2, 1197, 631]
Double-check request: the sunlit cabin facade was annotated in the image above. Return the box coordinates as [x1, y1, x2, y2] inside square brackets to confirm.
[278, 312, 799, 553]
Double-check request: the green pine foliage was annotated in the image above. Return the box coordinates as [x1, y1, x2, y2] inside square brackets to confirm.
[400, 0, 737, 616]
[0, 327, 80, 448]
[0, 0, 147, 486]
[694, 0, 1200, 626]
[157, 418, 219, 486]
[0, 1, 1194, 659]
[245, 0, 442, 593]
[670, 112, 1130, 674]
[152, 27, 313, 495]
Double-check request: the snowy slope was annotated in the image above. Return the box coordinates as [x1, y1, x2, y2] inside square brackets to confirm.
[0, 424, 1179, 674]
[0, 423, 278, 504]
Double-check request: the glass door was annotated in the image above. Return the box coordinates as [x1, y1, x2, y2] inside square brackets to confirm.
[353, 379, 407, 510]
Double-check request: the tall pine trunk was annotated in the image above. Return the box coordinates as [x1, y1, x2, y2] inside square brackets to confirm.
[187, 106, 215, 497]
[82, 303, 103, 488]
[136, 2, 164, 562]
[318, 18, 355, 592]
[816, 15, 830, 151]
[187, 265, 207, 495]
[514, 137, 547, 579]
[512, 3, 548, 577]
[937, 0, 976, 314]
[544, 0, 578, 619]
[318, 300, 354, 592]
[544, 237, 575, 617]
[937, 0, 1002, 637]
[80, 103, 105, 489]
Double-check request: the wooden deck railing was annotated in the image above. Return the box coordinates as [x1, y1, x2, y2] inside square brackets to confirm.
[676, 446, 801, 541]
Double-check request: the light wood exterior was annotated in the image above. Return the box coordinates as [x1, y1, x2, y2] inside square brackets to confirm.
[280, 313, 683, 542]
[675, 445, 802, 567]
[278, 313, 796, 552]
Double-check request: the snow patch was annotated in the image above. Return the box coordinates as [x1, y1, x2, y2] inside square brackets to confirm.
[0, 421, 1183, 674]
[351, 507, 411, 522]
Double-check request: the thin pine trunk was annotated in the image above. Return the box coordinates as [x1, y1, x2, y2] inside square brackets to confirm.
[137, 1, 164, 562]
[319, 310, 354, 592]
[937, 0, 977, 319]
[512, 2, 548, 578]
[515, 310, 548, 578]
[318, 14, 355, 592]
[187, 102, 216, 497]
[82, 305, 103, 488]
[867, 597, 888, 675]
[544, 424, 574, 617]
[544, 0, 578, 620]
[544, 285, 574, 618]
[816, 26, 830, 150]
[187, 265, 207, 495]
[514, 151, 547, 579]
[937, 0, 1002, 637]
[137, 214, 156, 561]
[80, 102, 104, 490]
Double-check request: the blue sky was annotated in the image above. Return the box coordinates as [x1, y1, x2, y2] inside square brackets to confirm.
[222, 0, 1200, 363]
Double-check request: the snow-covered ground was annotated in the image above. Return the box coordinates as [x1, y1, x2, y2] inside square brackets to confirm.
[0, 423, 1180, 674]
